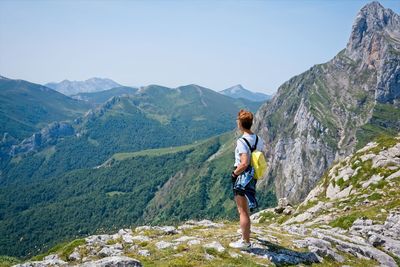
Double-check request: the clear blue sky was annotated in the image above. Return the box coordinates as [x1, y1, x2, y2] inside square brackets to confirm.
[0, 0, 399, 94]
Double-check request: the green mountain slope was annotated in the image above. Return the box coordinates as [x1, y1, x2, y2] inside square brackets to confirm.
[9, 134, 400, 267]
[0, 131, 276, 258]
[0, 77, 91, 141]
[1, 84, 262, 185]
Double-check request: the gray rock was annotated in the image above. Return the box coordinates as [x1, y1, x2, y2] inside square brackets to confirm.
[155, 241, 174, 250]
[98, 245, 123, 257]
[138, 250, 150, 257]
[79, 256, 141, 267]
[68, 251, 81, 261]
[13, 259, 68, 267]
[203, 241, 225, 253]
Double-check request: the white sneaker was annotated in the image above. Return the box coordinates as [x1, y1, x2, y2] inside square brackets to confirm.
[229, 238, 251, 250]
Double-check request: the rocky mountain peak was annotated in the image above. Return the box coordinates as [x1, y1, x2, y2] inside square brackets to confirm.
[345, 1, 400, 67]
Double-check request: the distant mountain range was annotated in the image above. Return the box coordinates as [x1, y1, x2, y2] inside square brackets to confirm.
[0, 80, 266, 257]
[220, 84, 272, 102]
[45, 78, 121, 96]
[71, 86, 138, 106]
[0, 76, 91, 142]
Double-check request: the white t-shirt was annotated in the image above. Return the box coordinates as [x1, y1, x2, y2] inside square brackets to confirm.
[234, 133, 264, 167]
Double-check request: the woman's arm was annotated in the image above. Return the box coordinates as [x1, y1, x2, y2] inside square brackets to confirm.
[233, 153, 249, 176]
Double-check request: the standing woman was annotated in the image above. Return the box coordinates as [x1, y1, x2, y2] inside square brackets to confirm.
[229, 109, 264, 250]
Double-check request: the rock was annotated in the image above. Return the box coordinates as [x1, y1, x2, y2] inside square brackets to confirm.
[283, 212, 312, 225]
[153, 226, 179, 235]
[98, 245, 123, 257]
[68, 251, 81, 261]
[250, 208, 275, 223]
[312, 230, 397, 266]
[204, 253, 215, 260]
[187, 239, 201, 246]
[79, 256, 141, 267]
[138, 250, 150, 257]
[13, 258, 68, 267]
[283, 206, 294, 215]
[135, 226, 151, 232]
[155, 241, 174, 250]
[362, 174, 384, 188]
[387, 169, 400, 180]
[203, 241, 225, 253]
[283, 225, 308, 236]
[229, 251, 242, 258]
[187, 219, 224, 228]
[173, 236, 196, 243]
[131, 235, 151, 242]
[85, 234, 113, 246]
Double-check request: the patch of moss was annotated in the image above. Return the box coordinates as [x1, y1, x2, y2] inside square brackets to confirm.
[368, 192, 382, 201]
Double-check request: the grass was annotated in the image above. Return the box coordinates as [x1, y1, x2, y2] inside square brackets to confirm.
[0, 256, 21, 267]
[29, 239, 85, 261]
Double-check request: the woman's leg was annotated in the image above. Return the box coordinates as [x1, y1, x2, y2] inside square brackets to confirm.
[235, 195, 251, 243]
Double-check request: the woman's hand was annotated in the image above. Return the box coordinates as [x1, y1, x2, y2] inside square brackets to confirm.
[233, 153, 249, 177]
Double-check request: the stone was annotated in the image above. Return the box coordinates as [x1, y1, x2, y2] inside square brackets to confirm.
[68, 251, 81, 261]
[80, 256, 142, 267]
[98, 245, 123, 257]
[138, 250, 150, 257]
[203, 241, 225, 253]
[122, 234, 134, 244]
[173, 236, 196, 243]
[131, 235, 151, 242]
[387, 170, 400, 180]
[13, 259, 68, 267]
[229, 251, 242, 258]
[187, 239, 201, 246]
[135, 226, 151, 232]
[85, 234, 113, 246]
[283, 212, 312, 225]
[155, 241, 174, 249]
[283, 206, 294, 215]
[362, 174, 384, 188]
[153, 226, 179, 235]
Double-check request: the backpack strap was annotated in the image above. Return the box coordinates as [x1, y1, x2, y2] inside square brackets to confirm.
[241, 137, 256, 152]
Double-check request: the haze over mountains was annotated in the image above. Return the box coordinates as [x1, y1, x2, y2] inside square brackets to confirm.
[45, 78, 122, 96]
[220, 84, 272, 102]
[0, 1, 399, 266]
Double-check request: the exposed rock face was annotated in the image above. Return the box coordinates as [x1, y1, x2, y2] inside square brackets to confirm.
[9, 122, 74, 156]
[253, 2, 400, 204]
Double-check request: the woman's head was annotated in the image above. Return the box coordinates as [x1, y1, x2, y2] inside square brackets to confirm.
[237, 109, 253, 131]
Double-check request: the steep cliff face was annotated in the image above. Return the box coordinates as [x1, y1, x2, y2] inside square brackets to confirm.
[253, 2, 400, 204]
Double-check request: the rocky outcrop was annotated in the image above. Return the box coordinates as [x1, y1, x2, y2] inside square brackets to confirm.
[253, 2, 400, 204]
[9, 122, 74, 156]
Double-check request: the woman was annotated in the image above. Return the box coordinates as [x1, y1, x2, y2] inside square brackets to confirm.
[229, 109, 264, 250]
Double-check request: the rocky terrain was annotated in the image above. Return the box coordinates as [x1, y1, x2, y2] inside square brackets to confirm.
[253, 1, 400, 204]
[10, 134, 400, 266]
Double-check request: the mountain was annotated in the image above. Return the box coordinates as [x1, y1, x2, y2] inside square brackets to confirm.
[0, 76, 91, 142]
[9, 134, 400, 267]
[1, 84, 263, 184]
[253, 1, 400, 204]
[45, 78, 121, 96]
[220, 84, 272, 102]
[71, 86, 138, 106]
[0, 83, 267, 257]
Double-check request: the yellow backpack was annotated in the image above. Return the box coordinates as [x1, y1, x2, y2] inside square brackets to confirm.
[242, 136, 268, 180]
